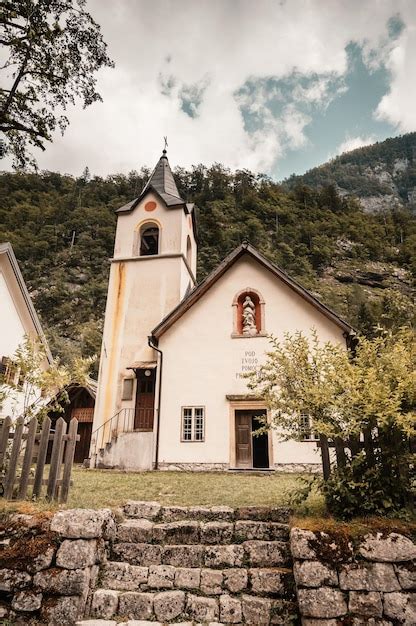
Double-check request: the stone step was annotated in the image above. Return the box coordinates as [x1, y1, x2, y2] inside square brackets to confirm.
[116, 519, 289, 545]
[111, 540, 291, 569]
[88, 589, 298, 624]
[123, 501, 291, 524]
[99, 561, 295, 597]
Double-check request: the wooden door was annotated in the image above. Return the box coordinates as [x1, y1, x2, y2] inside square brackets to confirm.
[74, 423, 92, 464]
[135, 369, 156, 430]
[235, 411, 252, 468]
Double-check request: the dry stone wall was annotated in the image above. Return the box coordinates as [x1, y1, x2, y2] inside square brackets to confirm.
[0, 509, 116, 624]
[0, 503, 296, 625]
[1, 504, 415, 625]
[291, 527, 416, 625]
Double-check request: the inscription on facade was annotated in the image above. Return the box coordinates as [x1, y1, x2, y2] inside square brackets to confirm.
[235, 350, 259, 379]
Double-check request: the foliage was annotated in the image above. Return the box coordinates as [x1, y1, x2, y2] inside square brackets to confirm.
[0, 0, 113, 167]
[0, 161, 414, 365]
[246, 330, 353, 440]
[324, 453, 414, 520]
[0, 335, 95, 422]
[247, 328, 416, 518]
[286, 132, 416, 202]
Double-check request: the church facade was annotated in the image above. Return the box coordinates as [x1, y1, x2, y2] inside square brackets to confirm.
[90, 151, 353, 472]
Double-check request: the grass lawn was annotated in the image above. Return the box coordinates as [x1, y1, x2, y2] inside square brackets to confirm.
[0, 467, 324, 514]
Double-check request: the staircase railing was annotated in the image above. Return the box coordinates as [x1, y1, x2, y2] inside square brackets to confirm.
[90, 408, 156, 458]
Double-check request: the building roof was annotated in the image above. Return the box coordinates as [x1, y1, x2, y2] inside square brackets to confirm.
[151, 242, 355, 340]
[116, 150, 185, 213]
[115, 150, 199, 241]
[0, 242, 52, 363]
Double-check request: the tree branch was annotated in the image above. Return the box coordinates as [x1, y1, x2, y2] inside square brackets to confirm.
[0, 44, 31, 118]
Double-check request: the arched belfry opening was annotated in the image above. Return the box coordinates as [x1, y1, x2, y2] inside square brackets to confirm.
[139, 223, 159, 256]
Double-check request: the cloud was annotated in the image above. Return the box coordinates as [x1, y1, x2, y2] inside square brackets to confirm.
[336, 135, 377, 155]
[2, 0, 415, 177]
[375, 19, 416, 131]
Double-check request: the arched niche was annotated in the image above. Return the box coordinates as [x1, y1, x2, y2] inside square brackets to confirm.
[232, 288, 266, 337]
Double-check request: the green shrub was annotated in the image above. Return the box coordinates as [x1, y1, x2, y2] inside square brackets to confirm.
[323, 452, 415, 520]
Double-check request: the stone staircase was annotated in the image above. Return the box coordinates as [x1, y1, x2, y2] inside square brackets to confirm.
[78, 501, 299, 625]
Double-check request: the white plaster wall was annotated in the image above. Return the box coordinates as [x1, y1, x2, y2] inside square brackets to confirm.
[157, 255, 346, 467]
[0, 272, 26, 355]
[92, 192, 197, 441]
[98, 431, 153, 470]
[0, 271, 27, 418]
[0, 265, 46, 420]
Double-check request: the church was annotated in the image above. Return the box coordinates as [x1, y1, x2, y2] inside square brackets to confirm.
[90, 150, 353, 472]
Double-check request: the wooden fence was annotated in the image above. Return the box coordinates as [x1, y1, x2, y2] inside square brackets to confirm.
[0, 416, 79, 503]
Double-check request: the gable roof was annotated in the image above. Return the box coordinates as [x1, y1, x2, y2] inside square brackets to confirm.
[0, 242, 52, 363]
[151, 242, 354, 340]
[116, 150, 185, 213]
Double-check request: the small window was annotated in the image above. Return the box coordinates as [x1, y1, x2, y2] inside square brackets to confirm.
[300, 413, 319, 441]
[121, 378, 134, 401]
[181, 406, 205, 442]
[140, 224, 159, 256]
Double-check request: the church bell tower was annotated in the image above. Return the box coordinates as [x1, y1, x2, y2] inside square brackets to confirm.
[91, 150, 198, 453]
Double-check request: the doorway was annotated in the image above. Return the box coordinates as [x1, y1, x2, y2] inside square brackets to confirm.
[134, 368, 156, 430]
[235, 409, 269, 469]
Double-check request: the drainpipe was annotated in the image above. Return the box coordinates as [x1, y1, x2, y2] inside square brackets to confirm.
[148, 335, 163, 470]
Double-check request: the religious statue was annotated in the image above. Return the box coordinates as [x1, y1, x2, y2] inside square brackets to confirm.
[242, 295, 257, 335]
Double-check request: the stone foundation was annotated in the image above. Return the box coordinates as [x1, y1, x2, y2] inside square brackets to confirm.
[157, 462, 229, 471]
[158, 462, 321, 473]
[273, 463, 321, 474]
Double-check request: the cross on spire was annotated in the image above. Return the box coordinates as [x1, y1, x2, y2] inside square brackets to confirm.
[163, 136, 168, 155]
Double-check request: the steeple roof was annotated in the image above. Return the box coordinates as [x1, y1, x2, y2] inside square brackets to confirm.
[116, 149, 185, 213]
[142, 149, 184, 206]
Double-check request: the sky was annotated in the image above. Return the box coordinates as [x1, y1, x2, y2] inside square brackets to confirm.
[3, 0, 416, 180]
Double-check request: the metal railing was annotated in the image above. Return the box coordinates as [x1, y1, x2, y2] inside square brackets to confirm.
[91, 408, 156, 457]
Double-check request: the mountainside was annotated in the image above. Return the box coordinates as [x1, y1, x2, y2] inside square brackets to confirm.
[0, 140, 415, 368]
[286, 132, 416, 213]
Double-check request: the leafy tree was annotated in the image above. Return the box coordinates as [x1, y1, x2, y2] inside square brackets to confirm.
[0, 335, 95, 422]
[247, 328, 416, 518]
[0, 0, 114, 167]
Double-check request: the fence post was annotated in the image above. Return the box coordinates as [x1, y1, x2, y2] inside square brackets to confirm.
[18, 416, 38, 499]
[46, 417, 66, 501]
[4, 416, 24, 499]
[0, 416, 12, 470]
[60, 418, 78, 503]
[33, 416, 51, 499]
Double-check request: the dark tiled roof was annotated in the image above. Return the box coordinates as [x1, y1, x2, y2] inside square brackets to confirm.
[144, 151, 183, 202]
[116, 151, 185, 213]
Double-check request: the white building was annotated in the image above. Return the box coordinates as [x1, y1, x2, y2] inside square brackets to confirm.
[0, 242, 51, 420]
[91, 151, 353, 471]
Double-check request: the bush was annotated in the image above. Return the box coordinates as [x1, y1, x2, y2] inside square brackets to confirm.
[323, 452, 415, 520]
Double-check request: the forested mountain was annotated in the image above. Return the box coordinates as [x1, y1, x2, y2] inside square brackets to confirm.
[0, 141, 415, 368]
[286, 132, 416, 213]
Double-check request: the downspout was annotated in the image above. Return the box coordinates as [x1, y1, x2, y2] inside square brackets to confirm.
[148, 335, 163, 470]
